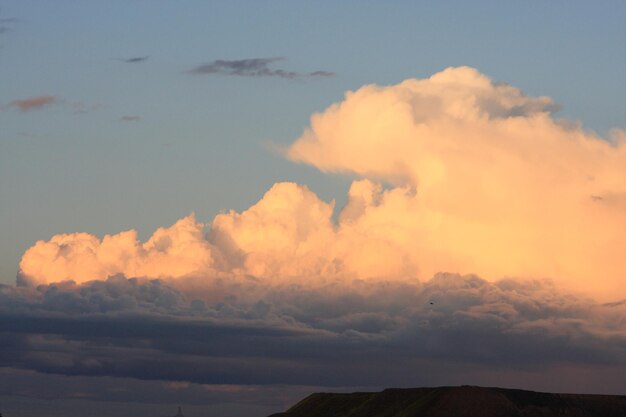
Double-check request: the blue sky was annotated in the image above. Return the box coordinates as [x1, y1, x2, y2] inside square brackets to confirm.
[1, 2, 626, 416]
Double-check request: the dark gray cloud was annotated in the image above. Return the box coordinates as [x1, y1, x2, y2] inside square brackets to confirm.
[309, 70, 335, 77]
[116, 56, 149, 63]
[0, 14, 17, 35]
[1, 273, 624, 395]
[0, 367, 323, 408]
[189, 57, 335, 79]
[0, 367, 335, 417]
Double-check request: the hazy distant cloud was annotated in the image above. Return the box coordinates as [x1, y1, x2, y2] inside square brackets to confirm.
[0, 367, 318, 411]
[9, 95, 58, 112]
[120, 115, 141, 122]
[189, 57, 334, 79]
[2, 96, 101, 114]
[0, 14, 17, 34]
[69, 101, 101, 115]
[309, 70, 335, 77]
[115, 56, 149, 63]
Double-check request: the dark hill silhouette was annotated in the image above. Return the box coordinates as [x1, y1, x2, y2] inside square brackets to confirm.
[269, 386, 626, 417]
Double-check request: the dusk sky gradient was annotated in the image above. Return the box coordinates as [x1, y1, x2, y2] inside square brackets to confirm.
[1, 2, 626, 417]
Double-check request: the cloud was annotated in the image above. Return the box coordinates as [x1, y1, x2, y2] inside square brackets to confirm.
[0, 14, 17, 35]
[0, 367, 335, 417]
[17, 183, 422, 287]
[3, 96, 99, 115]
[9, 95, 58, 112]
[70, 101, 100, 115]
[309, 70, 335, 77]
[189, 57, 334, 79]
[116, 56, 149, 63]
[0, 367, 320, 410]
[17, 173, 626, 301]
[7, 67, 626, 398]
[285, 66, 626, 300]
[0, 274, 624, 393]
[18, 214, 216, 286]
[120, 115, 141, 122]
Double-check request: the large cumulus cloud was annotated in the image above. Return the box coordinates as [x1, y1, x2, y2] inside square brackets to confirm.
[17, 67, 626, 301]
[287, 66, 626, 300]
[18, 181, 422, 287]
[18, 215, 217, 286]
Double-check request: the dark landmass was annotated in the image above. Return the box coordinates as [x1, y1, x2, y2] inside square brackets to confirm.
[269, 386, 626, 417]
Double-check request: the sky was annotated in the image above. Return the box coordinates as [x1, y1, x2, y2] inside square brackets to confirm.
[1, 1, 626, 416]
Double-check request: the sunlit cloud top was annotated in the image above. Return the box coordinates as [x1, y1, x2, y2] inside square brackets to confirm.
[17, 67, 626, 302]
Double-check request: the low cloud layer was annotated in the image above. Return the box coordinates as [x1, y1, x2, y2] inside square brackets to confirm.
[189, 57, 334, 79]
[1, 273, 624, 393]
[0, 367, 320, 415]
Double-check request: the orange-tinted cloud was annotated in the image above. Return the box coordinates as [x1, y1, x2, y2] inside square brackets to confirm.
[286, 66, 626, 300]
[16, 67, 626, 301]
[18, 183, 419, 286]
[18, 215, 216, 286]
[9, 95, 58, 112]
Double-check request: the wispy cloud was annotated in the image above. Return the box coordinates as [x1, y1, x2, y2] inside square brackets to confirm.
[309, 70, 335, 77]
[2, 96, 100, 115]
[0, 10, 17, 34]
[70, 101, 101, 115]
[189, 57, 334, 79]
[115, 56, 149, 63]
[120, 115, 141, 122]
[9, 95, 58, 112]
